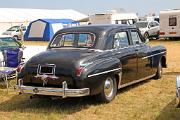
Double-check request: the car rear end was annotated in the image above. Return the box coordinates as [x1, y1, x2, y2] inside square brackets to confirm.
[15, 63, 90, 98]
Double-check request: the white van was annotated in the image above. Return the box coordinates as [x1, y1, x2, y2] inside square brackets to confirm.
[160, 9, 180, 38]
[89, 11, 139, 25]
[2, 25, 27, 40]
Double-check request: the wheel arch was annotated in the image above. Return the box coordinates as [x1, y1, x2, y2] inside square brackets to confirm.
[161, 55, 167, 68]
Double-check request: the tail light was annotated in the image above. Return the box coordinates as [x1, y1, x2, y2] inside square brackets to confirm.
[76, 67, 85, 77]
[159, 32, 165, 35]
[76, 62, 93, 77]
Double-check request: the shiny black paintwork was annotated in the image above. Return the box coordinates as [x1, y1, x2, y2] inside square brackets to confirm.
[19, 25, 167, 95]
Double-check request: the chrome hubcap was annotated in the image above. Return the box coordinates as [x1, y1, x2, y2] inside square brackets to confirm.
[104, 77, 114, 98]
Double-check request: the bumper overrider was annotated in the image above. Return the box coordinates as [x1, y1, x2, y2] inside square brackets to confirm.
[14, 79, 90, 98]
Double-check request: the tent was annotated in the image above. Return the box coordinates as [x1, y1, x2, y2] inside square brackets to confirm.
[24, 19, 79, 41]
[0, 8, 87, 34]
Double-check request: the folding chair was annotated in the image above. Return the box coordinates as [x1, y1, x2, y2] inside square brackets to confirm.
[0, 48, 23, 92]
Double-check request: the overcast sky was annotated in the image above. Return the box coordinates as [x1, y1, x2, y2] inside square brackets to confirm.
[1, 0, 180, 16]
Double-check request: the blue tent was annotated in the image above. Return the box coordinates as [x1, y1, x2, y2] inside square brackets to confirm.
[24, 19, 79, 41]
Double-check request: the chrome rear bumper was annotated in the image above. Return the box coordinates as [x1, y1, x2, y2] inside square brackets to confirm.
[15, 80, 90, 98]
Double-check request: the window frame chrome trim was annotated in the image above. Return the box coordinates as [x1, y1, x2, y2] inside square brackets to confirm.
[50, 32, 96, 48]
[142, 51, 166, 60]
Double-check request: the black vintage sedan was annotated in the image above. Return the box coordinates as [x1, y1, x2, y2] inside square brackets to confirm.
[15, 25, 167, 102]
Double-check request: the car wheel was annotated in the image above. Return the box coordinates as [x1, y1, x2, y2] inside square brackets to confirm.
[96, 75, 117, 103]
[155, 31, 160, 40]
[144, 32, 149, 39]
[154, 60, 162, 79]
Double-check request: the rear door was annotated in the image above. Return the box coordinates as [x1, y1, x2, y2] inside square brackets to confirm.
[130, 29, 153, 79]
[110, 29, 138, 85]
[148, 22, 157, 36]
[152, 22, 159, 35]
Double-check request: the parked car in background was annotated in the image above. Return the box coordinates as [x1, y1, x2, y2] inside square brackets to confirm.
[134, 21, 159, 39]
[176, 75, 180, 107]
[2, 25, 27, 40]
[0, 35, 22, 51]
[0, 35, 24, 66]
[15, 25, 167, 103]
[0, 35, 44, 63]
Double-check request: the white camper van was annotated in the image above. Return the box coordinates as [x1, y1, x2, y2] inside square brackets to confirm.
[160, 9, 180, 38]
[89, 11, 139, 25]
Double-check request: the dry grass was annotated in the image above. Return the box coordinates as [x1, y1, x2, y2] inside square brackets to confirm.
[0, 40, 180, 120]
[21, 41, 49, 46]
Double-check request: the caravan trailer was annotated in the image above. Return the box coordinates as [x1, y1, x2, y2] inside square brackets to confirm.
[89, 11, 139, 25]
[160, 9, 180, 38]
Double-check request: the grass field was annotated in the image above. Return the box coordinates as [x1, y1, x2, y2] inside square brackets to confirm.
[0, 40, 180, 120]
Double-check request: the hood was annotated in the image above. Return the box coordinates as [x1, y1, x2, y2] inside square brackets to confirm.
[24, 48, 100, 76]
[2, 31, 14, 35]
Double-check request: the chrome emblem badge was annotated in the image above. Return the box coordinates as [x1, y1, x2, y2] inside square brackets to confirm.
[35, 74, 59, 86]
[41, 75, 48, 86]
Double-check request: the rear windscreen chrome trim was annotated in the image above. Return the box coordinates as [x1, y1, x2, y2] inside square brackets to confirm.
[50, 32, 96, 48]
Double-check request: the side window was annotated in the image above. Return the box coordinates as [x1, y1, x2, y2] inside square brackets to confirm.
[154, 22, 159, 26]
[169, 17, 177, 26]
[149, 22, 154, 27]
[113, 32, 129, 49]
[131, 31, 142, 45]
[78, 34, 94, 47]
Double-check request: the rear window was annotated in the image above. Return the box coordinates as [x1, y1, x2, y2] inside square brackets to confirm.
[50, 33, 95, 48]
[169, 17, 177, 26]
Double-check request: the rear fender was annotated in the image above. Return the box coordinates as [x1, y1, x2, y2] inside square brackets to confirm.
[78, 58, 122, 95]
[82, 58, 122, 79]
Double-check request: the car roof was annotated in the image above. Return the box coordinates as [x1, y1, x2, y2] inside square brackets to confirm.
[0, 35, 13, 38]
[66, 24, 135, 29]
[56, 24, 136, 35]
